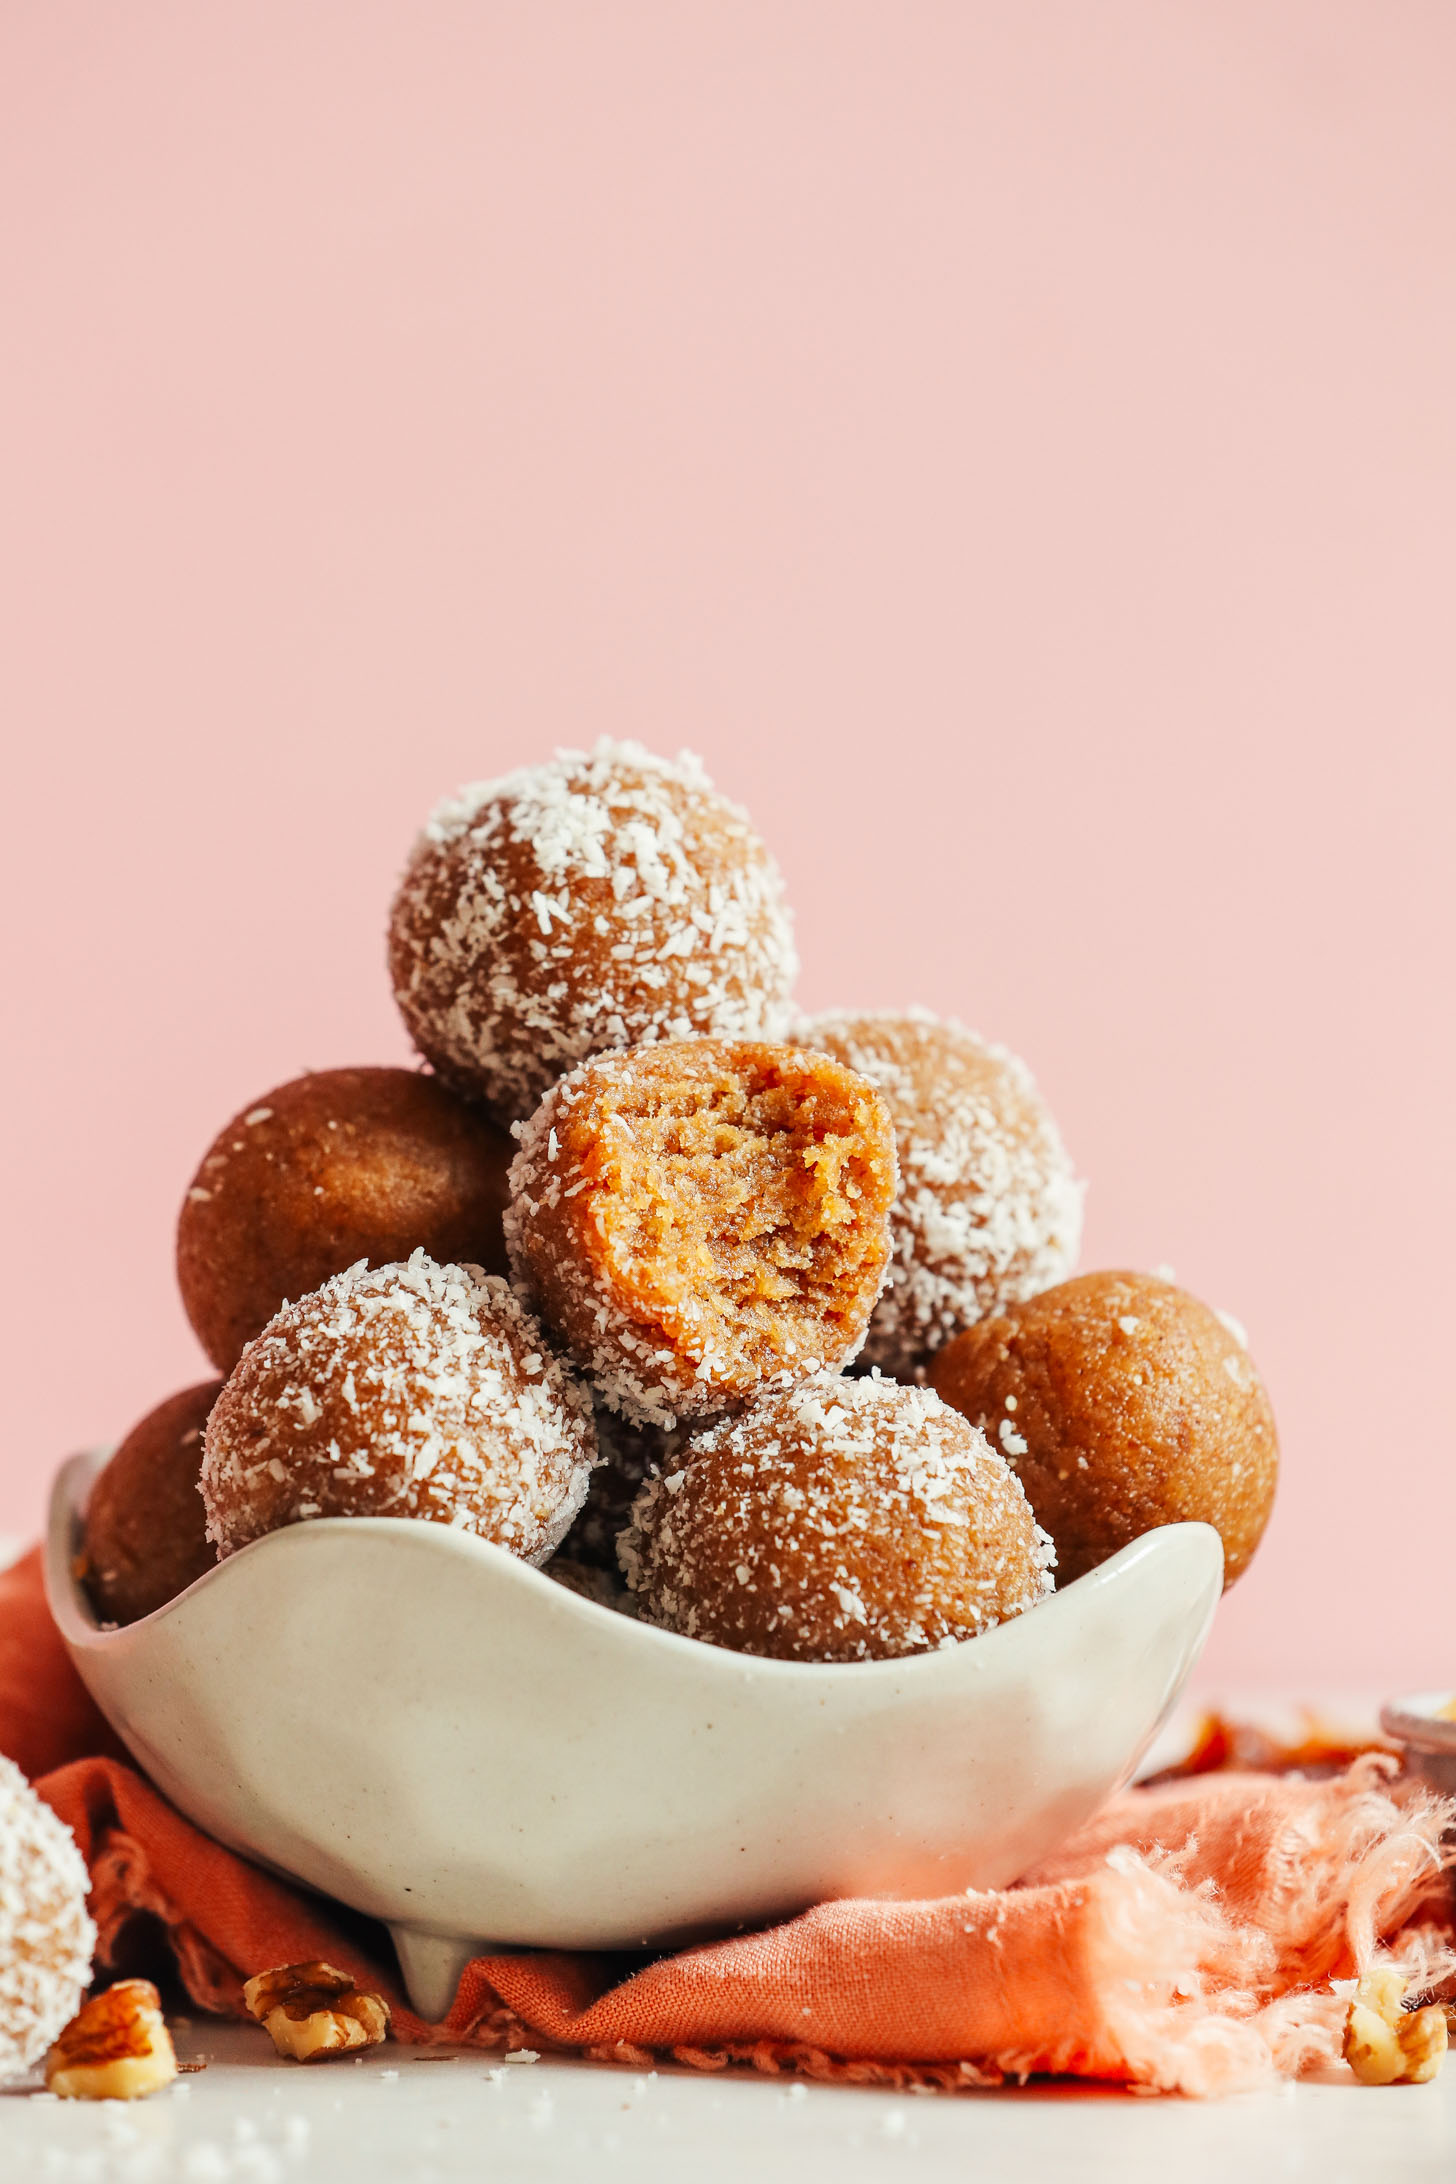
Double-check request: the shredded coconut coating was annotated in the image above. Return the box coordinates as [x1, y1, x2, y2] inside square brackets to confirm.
[0, 1754, 95, 2082]
[619, 1373, 1055, 1662]
[389, 740, 798, 1124]
[504, 1040, 898, 1427]
[201, 1250, 597, 1564]
[798, 1009, 1084, 1376]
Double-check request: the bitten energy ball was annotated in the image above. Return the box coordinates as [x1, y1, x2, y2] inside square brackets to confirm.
[201, 1251, 595, 1562]
[81, 1380, 222, 1625]
[506, 1039, 898, 1426]
[799, 1010, 1083, 1376]
[619, 1374, 1055, 1662]
[178, 1067, 515, 1374]
[0, 1754, 96, 2083]
[388, 740, 798, 1124]
[931, 1270, 1278, 1588]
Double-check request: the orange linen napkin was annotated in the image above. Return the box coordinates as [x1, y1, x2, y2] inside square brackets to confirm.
[5, 1546, 1451, 2096]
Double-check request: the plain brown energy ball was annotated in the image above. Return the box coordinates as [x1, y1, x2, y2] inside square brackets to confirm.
[505, 1039, 899, 1426]
[387, 740, 798, 1125]
[619, 1374, 1055, 1662]
[81, 1380, 222, 1625]
[798, 1010, 1083, 1377]
[930, 1270, 1278, 1588]
[177, 1066, 514, 1373]
[201, 1251, 596, 1562]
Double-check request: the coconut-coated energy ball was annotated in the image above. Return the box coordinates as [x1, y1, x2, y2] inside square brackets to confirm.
[201, 1251, 596, 1562]
[930, 1270, 1278, 1588]
[81, 1380, 222, 1625]
[619, 1374, 1055, 1662]
[0, 1754, 96, 2083]
[388, 740, 798, 1124]
[798, 1010, 1083, 1376]
[505, 1039, 898, 1427]
[177, 1067, 515, 1374]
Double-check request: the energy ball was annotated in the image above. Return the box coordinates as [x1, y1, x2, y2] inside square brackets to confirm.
[799, 1010, 1083, 1376]
[930, 1270, 1278, 1588]
[201, 1250, 596, 1562]
[619, 1374, 1055, 1662]
[0, 1753, 96, 2083]
[81, 1380, 222, 1625]
[388, 740, 798, 1124]
[505, 1039, 898, 1426]
[178, 1067, 515, 1374]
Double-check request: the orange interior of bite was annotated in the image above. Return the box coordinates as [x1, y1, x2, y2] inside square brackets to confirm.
[583, 1049, 895, 1372]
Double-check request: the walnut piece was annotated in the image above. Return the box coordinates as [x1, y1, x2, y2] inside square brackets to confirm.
[45, 1979, 178, 2100]
[241, 1961, 390, 2063]
[1343, 1965, 1448, 2086]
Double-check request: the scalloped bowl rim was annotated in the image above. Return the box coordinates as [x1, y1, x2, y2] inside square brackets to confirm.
[51, 1448, 1216, 1685]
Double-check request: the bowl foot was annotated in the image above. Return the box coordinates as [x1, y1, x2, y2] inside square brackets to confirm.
[389, 1926, 485, 2021]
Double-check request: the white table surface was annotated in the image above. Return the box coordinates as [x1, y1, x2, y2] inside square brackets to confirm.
[4, 2017, 1454, 2184]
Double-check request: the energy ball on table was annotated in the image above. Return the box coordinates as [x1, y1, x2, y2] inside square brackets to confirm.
[201, 1251, 596, 1562]
[619, 1375, 1055, 1662]
[81, 1380, 222, 1625]
[388, 740, 798, 1125]
[505, 1039, 898, 1426]
[178, 1067, 515, 1374]
[0, 1754, 96, 2083]
[798, 1010, 1083, 1377]
[930, 1270, 1278, 1588]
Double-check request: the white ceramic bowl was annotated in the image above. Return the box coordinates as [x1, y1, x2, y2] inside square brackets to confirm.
[48, 1453, 1221, 2017]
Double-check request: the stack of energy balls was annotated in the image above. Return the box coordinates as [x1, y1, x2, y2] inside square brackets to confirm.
[82, 740, 1279, 1664]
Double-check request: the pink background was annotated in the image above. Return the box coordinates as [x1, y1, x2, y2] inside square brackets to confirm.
[2, 5, 1452, 1691]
